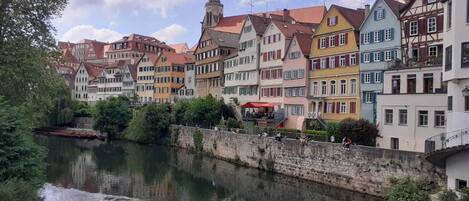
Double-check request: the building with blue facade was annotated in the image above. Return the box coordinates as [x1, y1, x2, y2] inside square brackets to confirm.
[359, 0, 406, 122]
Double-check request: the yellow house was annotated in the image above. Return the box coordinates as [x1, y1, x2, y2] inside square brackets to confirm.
[309, 5, 365, 122]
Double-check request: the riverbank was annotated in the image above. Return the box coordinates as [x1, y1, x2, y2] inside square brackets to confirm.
[170, 125, 447, 197]
[33, 127, 105, 140]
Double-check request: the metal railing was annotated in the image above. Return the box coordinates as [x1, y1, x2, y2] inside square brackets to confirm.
[425, 128, 469, 153]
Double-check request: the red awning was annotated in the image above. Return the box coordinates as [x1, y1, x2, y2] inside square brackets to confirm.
[240, 102, 275, 108]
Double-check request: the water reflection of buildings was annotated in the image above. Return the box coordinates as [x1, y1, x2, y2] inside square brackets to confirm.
[69, 152, 179, 201]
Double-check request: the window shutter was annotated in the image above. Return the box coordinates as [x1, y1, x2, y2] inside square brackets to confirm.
[332, 102, 335, 113]
[277, 49, 281, 60]
[336, 102, 340, 113]
[361, 53, 364, 63]
[335, 56, 340, 67]
[335, 35, 339, 45]
[362, 92, 366, 103]
[380, 30, 385, 42]
[380, 72, 384, 82]
[404, 22, 410, 37]
[392, 50, 397, 60]
[360, 33, 364, 45]
[370, 32, 374, 44]
[263, 53, 267, 61]
[317, 60, 321, 69]
[372, 93, 376, 103]
[370, 72, 375, 83]
[420, 47, 427, 61]
[326, 37, 329, 47]
[382, 9, 386, 19]
[317, 40, 321, 49]
[350, 102, 356, 114]
[390, 28, 394, 40]
[374, 11, 378, 21]
[437, 15, 443, 32]
[335, 16, 339, 24]
[345, 54, 350, 66]
[370, 52, 374, 62]
[325, 58, 330, 68]
[381, 51, 385, 61]
[361, 73, 365, 84]
[323, 103, 327, 113]
[419, 18, 426, 35]
[327, 17, 330, 26]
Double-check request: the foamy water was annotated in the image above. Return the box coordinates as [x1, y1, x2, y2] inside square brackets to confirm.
[40, 183, 140, 201]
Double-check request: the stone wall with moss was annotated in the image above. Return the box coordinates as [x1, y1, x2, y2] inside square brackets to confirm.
[170, 125, 446, 197]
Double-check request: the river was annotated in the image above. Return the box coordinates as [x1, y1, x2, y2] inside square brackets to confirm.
[34, 136, 382, 201]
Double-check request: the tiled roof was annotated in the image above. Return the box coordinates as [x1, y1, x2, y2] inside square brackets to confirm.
[63, 49, 79, 64]
[262, 6, 326, 24]
[111, 33, 174, 51]
[58, 41, 75, 50]
[383, 0, 408, 16]
[206, 29, 240, 48]
[272, 20, 314, 38]
[127, 64, 138, 81]
[169, 43, 190, 53]
[332, 5, 366, 30]
[247, 15, 271, 35]
[211, 15, 247, 33]
[83, 63, 105, 78]
[158, 51, 194, 65]
[294, 33, 313, 56]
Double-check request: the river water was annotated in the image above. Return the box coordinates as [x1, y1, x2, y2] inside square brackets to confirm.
[34, 136, 382, 201]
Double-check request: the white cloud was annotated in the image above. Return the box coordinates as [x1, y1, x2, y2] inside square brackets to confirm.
[151, 24, 187, 44]
[326, 0, 375, 9]
[61, 25, 124, 43]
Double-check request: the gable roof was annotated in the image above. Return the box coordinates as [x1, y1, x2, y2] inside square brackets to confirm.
[211, 15, 247, 33]
[157, 51, 194, 66]
[83, 62, 105, 78]
[331, 5, 366, 30]
[359, 0, 407, 30]
[271, 20, 314, 38]
[206, 29, 240, 48]
[169, 43, 190, 53]
[295, 33, 313, 56]
[246, 15, 271, 36]
[261, 6, 326, 24]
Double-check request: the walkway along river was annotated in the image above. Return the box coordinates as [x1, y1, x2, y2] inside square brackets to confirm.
[35, 135, 382, 201]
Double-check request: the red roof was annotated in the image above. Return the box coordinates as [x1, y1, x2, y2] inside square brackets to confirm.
[211, 15, 247, 33]
[157, 51, 194, 65]
[241, 102, 275, 108]
[272, 20, 314, 38]
[169, 43, 190, 53]
[332, 5, 366, 30]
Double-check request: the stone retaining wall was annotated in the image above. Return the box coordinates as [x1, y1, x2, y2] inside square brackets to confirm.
[170, 126, 446, 197]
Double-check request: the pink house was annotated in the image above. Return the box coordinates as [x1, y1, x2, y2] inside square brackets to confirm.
[282, 33, 312, 130]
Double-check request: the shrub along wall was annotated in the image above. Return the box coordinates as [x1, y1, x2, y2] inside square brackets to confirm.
[171, 125, 446, 197]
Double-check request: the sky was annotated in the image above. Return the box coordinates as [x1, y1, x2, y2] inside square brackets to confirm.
[53, 0, 375, 47]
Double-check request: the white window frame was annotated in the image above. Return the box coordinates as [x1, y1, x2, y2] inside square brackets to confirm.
[377, 9, 384, 20]
[428, 46, 438, 57]
[321, 81, 327, 95]
[340, 80, 347, 95]
[374, 52, 381, 62]
[329, 56, 336, 68]
[364, 53, 370, 63]
[385, 29, 392, 41]
[320, 38, 326, 49]
[320, 58, 327, 69]
[374, 72, 381, 83]
[363, 33, 370, 44]
[312, 82, 318, 96]
[339, 55, 346, 67]
[340, 102, 347, 113]
[350, 54, 357, 65]
[374, 31, 380, 43]
[329, 17, 337, 26]
[428, 0, 436, 3]
[410, 21, 418, 36]
[365, 92, 373, 103]
[364, 72, 371, 83]
[385, 51, 392, 61]
[350, 79, 357, 95]
[330, 80, 336, 95]
[339, 33, 346, 45]
[329, 35, 335, 47]
[428, 17, 437, 33]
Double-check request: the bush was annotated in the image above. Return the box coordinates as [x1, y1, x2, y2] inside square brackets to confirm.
[226, 117, 241, 129]
[93, 96, 132, 139]
[326, 122, 341, 138]
[0, 179, 42, 201]
[461, 188, 469, 201]
[171, 99, 190, 125]
[304, 130, 328, 136]
[124, 103, 171, 144]
[277, 128, 301, 134]
[338, 118, 380, 146]
[439, 190, 458, 201]
[184, 95, 222, 128]
[193, 130, 203, 152]
[386, 177, 430, 201]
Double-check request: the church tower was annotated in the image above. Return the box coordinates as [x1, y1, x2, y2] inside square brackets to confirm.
[202, 0, 224, 30]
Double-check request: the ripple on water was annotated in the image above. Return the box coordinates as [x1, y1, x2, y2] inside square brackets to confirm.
[40, 183, 141, 201]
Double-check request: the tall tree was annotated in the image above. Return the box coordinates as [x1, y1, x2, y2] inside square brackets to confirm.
[94, 97, 132, 139]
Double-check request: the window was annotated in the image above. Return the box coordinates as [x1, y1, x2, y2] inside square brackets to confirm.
[329, 17, 337, 26]
[392, 75, 401, 94]
[384, 29, 392, 41]
[350, 79, 357, 95]
[321, 58, 327, 69]
[365, 92, 373, 103]
[462, 42, 469, 68]
[374, 52, 381, 62]
[340, 80, 346, 95]
[321, 81, 327, 95]
[320, 38, 326, 49]
[385, 109, 393, 124]
[457, 179, 468, 190]
[312, 82, 318, 96]
[435, 111, 445, 127]
[391, 138, 399, 150]
[364, 53, 370, 63]
[427, 17, 437, 33]
[410, 21, 418, 36]
[329, 35, 335, 47]
[377, 9, 384, 20]
[374, 31, 380, 43]
[407, 74, 417, 93]
[385, 51, 392, 61]
[427, 0, 436, 3]
[423, 73, 433, 93]
[418, 111, 429, 127]
[448, 96, 453, 111]
[340, 102, 347, 113]
[363, 33, 370, 44]
[329, 57, 336, 68]
[364, 72, 371, 83]
[350, 54, 357, 65]
[446, 46, 453, 71]
[447, 1, 452, 29]
[466, 96, 469, 111]
[428, 46, 438, 57]
[467, 0, 469, 23]
[339, 33, 346, 45]
[399, 110, 407, 125]
[339, 55, 346, 67]
[330, 80, 336, 95]
[374, 72, 381, 83]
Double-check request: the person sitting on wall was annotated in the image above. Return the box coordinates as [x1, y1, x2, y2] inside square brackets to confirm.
[330, 135, 335, 143]
[345, 138, 352, 150]
[275, 132, 282, 142]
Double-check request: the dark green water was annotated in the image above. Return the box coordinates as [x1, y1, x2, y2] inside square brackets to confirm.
[35, 136, 382, 201]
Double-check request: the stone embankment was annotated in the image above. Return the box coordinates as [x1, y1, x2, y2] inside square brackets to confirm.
[34, 127, 104, 140]
[170, 125, 446, 197]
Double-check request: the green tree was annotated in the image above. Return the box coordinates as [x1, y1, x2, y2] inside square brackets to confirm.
[439, 190, 458, 201]
[461, 188, 469, 201]
[0, 98, 45, 200]
[338, 118, 380, 146]
[386, 177, 430, 201]
[125, 103, 171, 143]
[94, 97, 132, 139]
[184, 95, 222, 128]
[226, 117, 241, 129]
[172, 99, 190, 125]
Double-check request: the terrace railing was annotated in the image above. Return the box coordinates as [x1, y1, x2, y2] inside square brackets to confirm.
[425, 128, 469, 153]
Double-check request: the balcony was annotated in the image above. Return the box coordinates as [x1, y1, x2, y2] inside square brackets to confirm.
[425, 128, 469, 167]
[388, 56, 443, 70]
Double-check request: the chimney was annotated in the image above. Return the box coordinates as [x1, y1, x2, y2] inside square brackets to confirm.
[365, 4, 371, 17]
[283, 9, 290, 22]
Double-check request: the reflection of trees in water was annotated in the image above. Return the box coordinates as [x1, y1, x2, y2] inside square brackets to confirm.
[92, 142, 128, 175]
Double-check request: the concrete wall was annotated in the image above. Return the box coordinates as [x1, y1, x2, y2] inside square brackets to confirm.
[171, 126, 446, 197]
[446, 150, 469, 190]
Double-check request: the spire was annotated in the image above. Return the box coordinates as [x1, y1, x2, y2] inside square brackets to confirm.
[203, 0, 224, 30]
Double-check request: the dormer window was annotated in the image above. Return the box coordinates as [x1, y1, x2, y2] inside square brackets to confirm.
[328, 16, 337, 26]
[376, 9, 385, 20]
